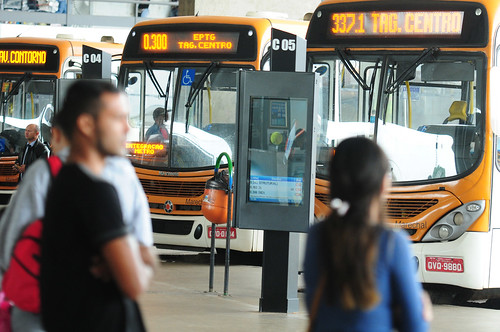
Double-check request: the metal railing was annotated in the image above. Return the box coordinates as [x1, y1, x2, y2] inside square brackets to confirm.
[0, 0, 179, 27]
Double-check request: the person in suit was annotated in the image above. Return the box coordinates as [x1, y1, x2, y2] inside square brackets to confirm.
[13, 124, 49, 181]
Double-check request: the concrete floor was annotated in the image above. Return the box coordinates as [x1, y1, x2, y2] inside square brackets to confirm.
[139, 251, 500, 332]
[139, 251, 308, 332]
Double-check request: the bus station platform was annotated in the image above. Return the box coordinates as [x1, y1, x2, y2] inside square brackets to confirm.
[140, 250, 500, 332]
[140, 250, 308, 331]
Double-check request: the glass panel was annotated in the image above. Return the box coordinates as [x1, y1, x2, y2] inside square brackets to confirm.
[497, 136, 500, 170]
[312, 57, 378, 178]
[310, 52, 484, 183]
[0, 78, 54, 156]
[248, 97, 308, 205]
[171, 66, 237, 169]
[379, 57, 483, 182]
[124, 65, 238, 170]
[125, 71, 142, 141]
[125, 68, 176, 168]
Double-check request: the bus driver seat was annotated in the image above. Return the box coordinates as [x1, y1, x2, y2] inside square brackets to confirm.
[443, 100, 467, 124]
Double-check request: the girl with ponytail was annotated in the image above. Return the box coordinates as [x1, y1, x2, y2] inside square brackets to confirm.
[304, 137, 430, 331]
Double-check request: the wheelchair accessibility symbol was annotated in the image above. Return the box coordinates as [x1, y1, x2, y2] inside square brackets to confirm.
[181, 69, 195, 86]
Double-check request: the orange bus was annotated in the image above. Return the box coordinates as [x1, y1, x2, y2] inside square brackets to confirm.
[0, 37, 122, 205]
[119, 16, 311, 252]
[307, 0, 500, 299]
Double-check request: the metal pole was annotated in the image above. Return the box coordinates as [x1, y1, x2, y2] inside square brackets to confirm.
[209, 222, 216, 292]
[223, 187, 232, 296]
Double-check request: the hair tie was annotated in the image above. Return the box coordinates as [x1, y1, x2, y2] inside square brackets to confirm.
[330, 198, 350, 217]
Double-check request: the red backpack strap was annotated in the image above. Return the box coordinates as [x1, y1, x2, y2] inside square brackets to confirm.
[46, 156, 62, 178]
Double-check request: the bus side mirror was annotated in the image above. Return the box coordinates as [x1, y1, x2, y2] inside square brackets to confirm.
[128, 76, 138, 86]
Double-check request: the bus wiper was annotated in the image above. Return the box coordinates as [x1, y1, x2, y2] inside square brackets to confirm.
[367, 60, 380, 119]
[385, 47, 438, 94]
[144, 61, 166, 97]
[2, 73, 32, 104]
[185, 61, 219, 133]
[336, 49, 370, 90]
[163, 70, 172, 114]
[1, 73, 32, 132]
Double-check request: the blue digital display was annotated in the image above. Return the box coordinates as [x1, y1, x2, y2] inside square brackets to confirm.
[249, 175, 303, 204]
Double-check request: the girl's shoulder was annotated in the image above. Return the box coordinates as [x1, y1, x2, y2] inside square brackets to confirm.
[378, 227, 411, 263]
[379, 227, 409, 244]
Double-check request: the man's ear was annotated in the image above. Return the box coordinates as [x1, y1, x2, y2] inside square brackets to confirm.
[76, 113, 96, 138]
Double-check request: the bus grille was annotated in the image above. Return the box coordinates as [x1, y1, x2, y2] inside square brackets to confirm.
[386, 199, 438, 219]
[315, 193, 330, 206]
[140, 179, 205, 197]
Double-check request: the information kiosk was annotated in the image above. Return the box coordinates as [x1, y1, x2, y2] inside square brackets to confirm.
[235, 70, 317, 312]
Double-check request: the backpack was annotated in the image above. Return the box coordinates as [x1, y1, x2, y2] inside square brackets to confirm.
[1, 156, 62, 313]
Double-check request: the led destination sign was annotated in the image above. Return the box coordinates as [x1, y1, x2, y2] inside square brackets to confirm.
[0, 50, 47, 65]
[330, 11, 464, 37]
[123, 24, 257, 61]
[141, 31, 239, 54]
[306, 2, 488, 48]
[126, 142, 166, 155]
[0, 44, 59, 72]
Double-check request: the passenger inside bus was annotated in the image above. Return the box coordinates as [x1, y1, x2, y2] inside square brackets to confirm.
[145, 107, 169, 143]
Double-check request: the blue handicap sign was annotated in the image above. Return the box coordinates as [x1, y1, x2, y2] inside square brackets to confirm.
[181, 69, 195, 86]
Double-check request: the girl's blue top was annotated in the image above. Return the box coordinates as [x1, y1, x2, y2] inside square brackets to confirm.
[304, 224, 429, 332]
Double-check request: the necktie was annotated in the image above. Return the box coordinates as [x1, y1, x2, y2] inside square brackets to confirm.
[22, 144, 30, 165]
[160, 127, 168, 140]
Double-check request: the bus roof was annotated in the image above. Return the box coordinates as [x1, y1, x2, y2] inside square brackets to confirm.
[131, 15, 307, 32]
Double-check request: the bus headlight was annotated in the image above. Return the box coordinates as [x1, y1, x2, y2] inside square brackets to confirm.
[453, 212, 464, 226]
[422, 200, 485, 242]
[438, 225, 452, 239]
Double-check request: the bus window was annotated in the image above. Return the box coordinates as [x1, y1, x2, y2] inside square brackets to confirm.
[312, 57, 382, 178]
[171, 66, 237, 169]
[125, 71, 143, 141]
[0, 78, 54, 156]
[125, 68, 176, 167]
[379, 57, 483, 182]
[25, 80, 55, 119]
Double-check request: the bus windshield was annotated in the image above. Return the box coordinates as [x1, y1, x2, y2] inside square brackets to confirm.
[312, 51, 484, 183]
[124, 65, 238, 170]
[0, 76, 54, 156]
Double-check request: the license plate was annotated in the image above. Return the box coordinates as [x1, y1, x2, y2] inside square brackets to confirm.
[425, 256, 464, 273]
[207, 227, 236, 239]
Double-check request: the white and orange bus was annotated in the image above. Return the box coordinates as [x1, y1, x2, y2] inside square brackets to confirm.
[0, 37, 122, 205]
[119, 16, 312, 252]
[307, 0, 500, 299]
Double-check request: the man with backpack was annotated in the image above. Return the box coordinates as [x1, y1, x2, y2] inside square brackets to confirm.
[0, 81, 154, 331]
[41, 80, 154, 332]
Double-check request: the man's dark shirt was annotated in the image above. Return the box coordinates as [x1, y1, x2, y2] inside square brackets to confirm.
[18, 139, 50, 171]
[40, 164, 145, 332]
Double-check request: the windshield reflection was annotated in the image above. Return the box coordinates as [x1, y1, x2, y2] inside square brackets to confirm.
[313, 52, 484, 183]
[124, 65, 238, 170]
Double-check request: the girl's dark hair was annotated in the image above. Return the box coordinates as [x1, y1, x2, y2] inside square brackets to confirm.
[54, 80, 120, 140]
[320, 137, 389, 310]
